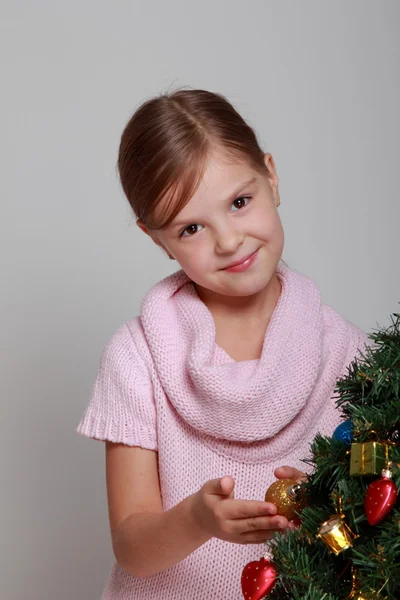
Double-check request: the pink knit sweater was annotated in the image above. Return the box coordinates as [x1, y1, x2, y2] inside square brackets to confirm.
[77, 261, 368, 599]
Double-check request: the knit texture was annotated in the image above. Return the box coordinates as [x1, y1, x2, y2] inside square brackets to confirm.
[77, 261, 369, 599]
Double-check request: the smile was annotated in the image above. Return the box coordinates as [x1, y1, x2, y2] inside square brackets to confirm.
[222, 249, 259, 273]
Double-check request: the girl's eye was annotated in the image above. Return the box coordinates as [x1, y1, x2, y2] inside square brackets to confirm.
[179, 196, 251, 237]
[232, 196, 251, 211]
[180, 224, 204, 237]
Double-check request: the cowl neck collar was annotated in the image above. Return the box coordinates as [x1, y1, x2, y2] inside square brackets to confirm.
[140, 261, 346, 444]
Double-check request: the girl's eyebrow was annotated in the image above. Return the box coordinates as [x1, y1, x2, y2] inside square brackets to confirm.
[170, 176, 257, 230]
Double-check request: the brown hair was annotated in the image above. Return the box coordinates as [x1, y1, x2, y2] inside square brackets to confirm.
[117, 88, 269, 230]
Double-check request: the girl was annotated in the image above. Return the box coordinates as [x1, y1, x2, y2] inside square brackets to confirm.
[77, 88, 368, 599]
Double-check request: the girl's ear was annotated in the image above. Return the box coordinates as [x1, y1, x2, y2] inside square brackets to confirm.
[136, 218, 150, 237]
[263, 153, 279, 187]
[136, 219, 175, 260]
[263, 153, 280, 207]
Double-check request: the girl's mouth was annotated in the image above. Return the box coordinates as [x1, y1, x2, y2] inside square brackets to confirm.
[222, 248, 259, 273]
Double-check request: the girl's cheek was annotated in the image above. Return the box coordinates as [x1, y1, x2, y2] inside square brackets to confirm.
[177, 241, 208, 269]
[251, 220, 275, 240]
[251, 209, 281, 237]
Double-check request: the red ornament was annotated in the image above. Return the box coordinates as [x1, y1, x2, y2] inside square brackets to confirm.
[364, 464, 398, 525]
[241, 556, 277, 600]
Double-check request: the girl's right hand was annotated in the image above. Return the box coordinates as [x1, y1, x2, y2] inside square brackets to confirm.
[190, 475, 293, 544]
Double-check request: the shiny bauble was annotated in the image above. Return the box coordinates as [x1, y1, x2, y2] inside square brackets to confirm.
[265, 478, 306, 520]
[241, 557, 277, 600]
[365, 467, 398, 525]
[333, 420, 354, 445]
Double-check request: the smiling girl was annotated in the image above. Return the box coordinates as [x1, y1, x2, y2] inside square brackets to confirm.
[77, 88, 368, 599]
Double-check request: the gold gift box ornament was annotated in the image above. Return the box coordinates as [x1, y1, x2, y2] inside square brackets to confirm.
[349, 441, 392, 476]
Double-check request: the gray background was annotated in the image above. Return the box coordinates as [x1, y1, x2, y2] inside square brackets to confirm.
[1, 1, 399, 598]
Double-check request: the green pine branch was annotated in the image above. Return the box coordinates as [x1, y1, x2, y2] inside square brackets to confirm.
[264, 312, 400, 600]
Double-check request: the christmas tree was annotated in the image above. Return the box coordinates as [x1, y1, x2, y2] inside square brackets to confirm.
[242, 313, 400, 600]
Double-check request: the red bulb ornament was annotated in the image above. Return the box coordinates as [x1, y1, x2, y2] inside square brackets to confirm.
[364, 463, 398, 525]
[241, 556, 277, 600]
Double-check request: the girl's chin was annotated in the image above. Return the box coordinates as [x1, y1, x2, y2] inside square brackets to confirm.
[224, 283, 271, 297]
[203, 278, 273, 298]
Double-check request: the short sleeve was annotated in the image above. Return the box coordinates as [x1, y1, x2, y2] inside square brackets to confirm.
[76, 322, 157, 450]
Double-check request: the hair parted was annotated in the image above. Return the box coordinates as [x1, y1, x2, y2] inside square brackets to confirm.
[117, 88, 269, 230]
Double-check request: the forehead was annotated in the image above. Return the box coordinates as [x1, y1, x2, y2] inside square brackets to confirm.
[194, 150, 257, 198]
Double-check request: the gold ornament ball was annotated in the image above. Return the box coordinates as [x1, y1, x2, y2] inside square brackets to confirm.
[264, 478, 306, 520]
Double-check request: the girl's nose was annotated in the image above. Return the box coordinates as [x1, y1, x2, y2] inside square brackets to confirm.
[214, 224, 244, 254]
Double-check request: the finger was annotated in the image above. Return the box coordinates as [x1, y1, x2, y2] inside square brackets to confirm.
[274, 466, 307, 482]
[231, 514, 289, 535]
[203, 476, 235, 496]
[219, 475, 235, 497]
[239, 527, 288, 543]
[224, 499, 278, 520]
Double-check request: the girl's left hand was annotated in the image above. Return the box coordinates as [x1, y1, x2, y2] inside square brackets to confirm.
[274, 466, 307, 483]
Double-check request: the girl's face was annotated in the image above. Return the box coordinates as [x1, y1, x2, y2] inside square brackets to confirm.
[138, 149, 284, 299]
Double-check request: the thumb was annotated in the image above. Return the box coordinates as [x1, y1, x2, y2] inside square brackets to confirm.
[274, 466, 307, 483]
[205, 475, 235, 497]
[219, 475, 235, 497]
